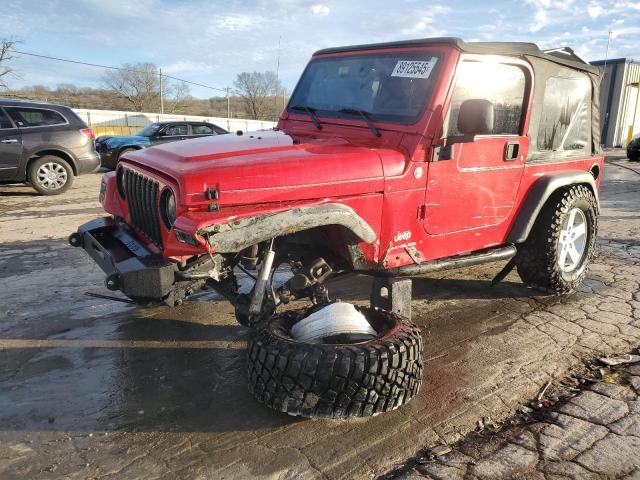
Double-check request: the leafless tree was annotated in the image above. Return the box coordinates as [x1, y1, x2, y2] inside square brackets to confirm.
[234, 71, 283, 120]
[103, 63, 160, 112]
[164, 79, 191, 113]
[103, 63, 191, 113]
[0, 39, 18, 90]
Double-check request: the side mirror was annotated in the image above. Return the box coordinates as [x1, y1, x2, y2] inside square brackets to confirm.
[457, 99, 494, 135]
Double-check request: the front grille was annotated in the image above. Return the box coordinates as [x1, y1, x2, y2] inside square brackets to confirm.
[123, 168, 163, 247]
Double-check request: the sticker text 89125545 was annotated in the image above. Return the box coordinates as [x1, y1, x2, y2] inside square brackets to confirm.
[391, 58, 438, 79]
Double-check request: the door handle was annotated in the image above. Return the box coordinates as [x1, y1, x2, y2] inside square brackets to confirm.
[0, 138, 19, 144]
[504, 141, 519, 161]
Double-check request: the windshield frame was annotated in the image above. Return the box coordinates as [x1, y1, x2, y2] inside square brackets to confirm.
[286, 49, 443, 127]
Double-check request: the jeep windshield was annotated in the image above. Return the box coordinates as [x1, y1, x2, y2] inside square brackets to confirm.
[288, 52, 441, 125]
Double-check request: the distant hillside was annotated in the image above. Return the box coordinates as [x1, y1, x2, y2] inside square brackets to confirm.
[4, 85, 287, 121]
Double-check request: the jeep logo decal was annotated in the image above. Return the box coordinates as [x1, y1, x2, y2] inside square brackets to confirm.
[393, 231, 411, 242]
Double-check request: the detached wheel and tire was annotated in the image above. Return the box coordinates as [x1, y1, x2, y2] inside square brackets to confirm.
[516, 185, 598, 293]
[29, 155, 74, 195]
[247, 307, 423, 418]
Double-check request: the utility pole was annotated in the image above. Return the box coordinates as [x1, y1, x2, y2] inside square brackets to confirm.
[225, 87, 231, 119]
[159, 67, 164, 114]
[275, 35, 281, 120]
[602, 29, 613, 77]
[627, 82, 639, 146]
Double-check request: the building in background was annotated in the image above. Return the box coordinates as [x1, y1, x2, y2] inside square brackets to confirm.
[592, 58, 640, 148]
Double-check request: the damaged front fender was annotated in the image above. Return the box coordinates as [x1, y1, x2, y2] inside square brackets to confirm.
[199, 203, 377, 253]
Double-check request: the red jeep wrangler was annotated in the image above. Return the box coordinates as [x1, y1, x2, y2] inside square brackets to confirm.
[71, 38, 603, 419]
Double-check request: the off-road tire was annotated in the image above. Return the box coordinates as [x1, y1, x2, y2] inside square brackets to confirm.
[516, 185, 598, 294]
[247, 307, 423, 418]
[28, 155, 74, 195]
[628, 154, 639, 162]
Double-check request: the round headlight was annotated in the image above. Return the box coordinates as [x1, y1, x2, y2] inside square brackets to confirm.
[160, 188, 176, 229]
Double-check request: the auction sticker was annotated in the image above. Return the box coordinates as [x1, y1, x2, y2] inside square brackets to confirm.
[391, 58, 438, 79]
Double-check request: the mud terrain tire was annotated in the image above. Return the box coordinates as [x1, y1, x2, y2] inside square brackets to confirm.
[247, 307, 423, 418]
[516, 184, 598, 294]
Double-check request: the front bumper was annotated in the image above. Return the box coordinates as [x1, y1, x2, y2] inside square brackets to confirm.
[70, 217, 177, 302]
[97, 148, 117, 169]
[627, 145, 640, 159]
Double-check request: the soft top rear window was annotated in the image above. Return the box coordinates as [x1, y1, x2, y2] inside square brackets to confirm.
[288, 52, 442, 125]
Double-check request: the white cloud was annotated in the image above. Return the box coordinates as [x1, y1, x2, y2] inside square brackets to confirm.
[213, 14, 259, 31]
[164, 60, 214, 75]
[401, 17, 434, 35]
[615, 0, 640, 9]
[530, 9, 549, 32]
[587, 3, 604, 17]
[311, 4, 330, 16]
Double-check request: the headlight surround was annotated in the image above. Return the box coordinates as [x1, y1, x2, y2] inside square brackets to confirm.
[160, 188, 177, 230]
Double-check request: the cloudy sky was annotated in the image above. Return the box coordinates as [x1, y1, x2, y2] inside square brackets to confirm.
[2, 0, 639, 98]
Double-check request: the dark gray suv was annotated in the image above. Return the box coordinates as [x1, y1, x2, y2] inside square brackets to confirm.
[0, 99, 100, 195]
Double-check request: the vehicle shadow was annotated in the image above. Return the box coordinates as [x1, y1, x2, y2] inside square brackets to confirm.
[330, 269, 545, 303]
[0, 189, 38, 197]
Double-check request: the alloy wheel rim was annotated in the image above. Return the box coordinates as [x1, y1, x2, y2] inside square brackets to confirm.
[36, 162, 68, 190]
[557, 207, 588, 273]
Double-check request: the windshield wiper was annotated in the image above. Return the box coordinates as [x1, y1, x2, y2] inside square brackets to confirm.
[338, 108, 381, 137]
[290, 105, 322, 130]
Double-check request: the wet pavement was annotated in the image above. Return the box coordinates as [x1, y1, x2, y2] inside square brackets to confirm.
[393, 355, 640, 479]
[1, 153, 640, 479]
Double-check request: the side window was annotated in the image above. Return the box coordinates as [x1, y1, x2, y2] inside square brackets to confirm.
[537, 75, 590, 153]
[444, 61, 526, 137]
[164, 124, 188, 136]
[0, 109, 13, 129]
[192, 124, 213, 135]
[6, 107, 67, 127]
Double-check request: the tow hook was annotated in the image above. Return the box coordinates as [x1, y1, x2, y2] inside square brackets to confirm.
[105, 273, 121, 291]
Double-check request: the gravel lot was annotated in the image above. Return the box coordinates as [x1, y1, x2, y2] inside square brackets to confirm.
[0, 152, 639, 479]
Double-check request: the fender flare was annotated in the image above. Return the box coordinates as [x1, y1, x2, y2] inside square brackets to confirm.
[507, 171, 599, 244]
[199, 203, 377, 253]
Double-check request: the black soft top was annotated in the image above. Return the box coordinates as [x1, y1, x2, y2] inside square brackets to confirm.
[313, 37, 600, 75]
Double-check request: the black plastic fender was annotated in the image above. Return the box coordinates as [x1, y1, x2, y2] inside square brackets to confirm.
[507, 171, 599, 244]
[200, 203, 377, 253]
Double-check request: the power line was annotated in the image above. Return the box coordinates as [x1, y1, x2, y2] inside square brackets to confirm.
[10, 48, 229, 93]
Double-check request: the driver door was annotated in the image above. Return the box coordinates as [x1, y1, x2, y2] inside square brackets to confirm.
[0, 108, 22, 180]
[424, 58, 530, 239]
[152, 124, 188, 145]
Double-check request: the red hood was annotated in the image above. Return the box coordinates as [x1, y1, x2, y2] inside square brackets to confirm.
[123, 130, 391, 206]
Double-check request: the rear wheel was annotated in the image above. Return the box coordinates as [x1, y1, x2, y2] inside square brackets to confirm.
[516, 185, 597, 293]
[247, 307, 423, 418]
[28, 155, 74, 195]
